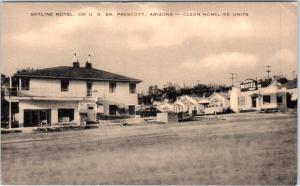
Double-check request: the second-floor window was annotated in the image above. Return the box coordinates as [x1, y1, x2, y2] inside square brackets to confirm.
[109, 82, 116, 93]
[129, 83, 136, 94]
[61, 80, 69, 91]
[87, 81, 93, 97]
[21, 78, 30, 90]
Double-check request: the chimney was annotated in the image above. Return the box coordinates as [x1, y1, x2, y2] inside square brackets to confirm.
[85, 54, 92, 69]
[72, 53, 80, 68]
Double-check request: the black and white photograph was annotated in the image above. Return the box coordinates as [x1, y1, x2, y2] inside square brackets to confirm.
[0, 2, 298, 185]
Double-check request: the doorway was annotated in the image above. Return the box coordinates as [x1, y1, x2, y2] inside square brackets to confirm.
[128, 105, 135, 115]
[109, 105, 117, 115]
[251, 96, 256, 108]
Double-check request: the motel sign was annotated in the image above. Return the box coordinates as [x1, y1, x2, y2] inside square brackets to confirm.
[240, 79, 258, 92]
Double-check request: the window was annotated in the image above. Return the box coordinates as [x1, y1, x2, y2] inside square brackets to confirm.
[21, 78, 30, 90]
[238, 96, 245, 106]
[58, 109, 74, 122]
[61, 80, 69, 91]
[129, 83, 136, 94]
[86, 81, 93, 96]
[109, 82, 116, 93]
[263, 95, 271, 104]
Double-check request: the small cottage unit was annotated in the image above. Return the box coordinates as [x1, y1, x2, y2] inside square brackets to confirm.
[155, 102, 174, 113]
[173, 95, 205, 115]
[204, 92, 230, 114]
[5, 55, 142, 127]
[230, 79, 290, 113]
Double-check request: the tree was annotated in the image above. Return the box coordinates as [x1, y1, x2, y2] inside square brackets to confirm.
[15, 67, 36, 75]
[162, 83, 178, 103]
[1, 74, 9, 125]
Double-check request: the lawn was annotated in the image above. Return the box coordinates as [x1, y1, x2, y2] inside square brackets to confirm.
[1, 114, 297, 185]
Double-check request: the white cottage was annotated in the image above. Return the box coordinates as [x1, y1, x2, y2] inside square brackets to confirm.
[173, 95, 205, 115]
[156, 102, 174, 113]
[230, 79, 289, 113]
[204, 92, 230, 114]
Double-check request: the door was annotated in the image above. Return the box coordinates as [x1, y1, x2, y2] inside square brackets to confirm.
[277, 95, 283, 107]
[252, 97, 256, 108]
[128, 105, 135, 115]
[109, 105, 117, 115]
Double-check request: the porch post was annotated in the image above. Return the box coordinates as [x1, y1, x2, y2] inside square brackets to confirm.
[19, 77, 21, 91]
[51, 109, 58, 125]
[8, 76, 12, 129]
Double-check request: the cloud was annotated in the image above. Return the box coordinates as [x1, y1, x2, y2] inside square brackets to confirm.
[180, 52, 258, 70]
[12, 5, 256, 49]
[270, 48, 296, 65]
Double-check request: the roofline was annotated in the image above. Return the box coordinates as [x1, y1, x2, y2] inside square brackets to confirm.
[209, 92, 229, 100]
[13, 74, 143, 83]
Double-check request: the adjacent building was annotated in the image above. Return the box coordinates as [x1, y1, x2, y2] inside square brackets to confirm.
[230, 79, 291, 112]
[5, 56, 142, 127]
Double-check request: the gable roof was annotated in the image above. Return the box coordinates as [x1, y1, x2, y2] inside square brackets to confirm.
[281, 79, 297, 89]
[190, 95, 209, 102]
[209, 92, 230, 100]
[14, 66, 142, 83]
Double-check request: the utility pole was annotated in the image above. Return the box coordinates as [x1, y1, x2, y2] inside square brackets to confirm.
[229, 73, 237, 87]
[196, 80, 200, 96]
[292, 71, 296, 80]
[265, 65, 271, 79]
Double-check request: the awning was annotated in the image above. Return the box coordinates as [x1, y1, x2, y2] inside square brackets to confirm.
[97, 99, 128, 107]
[250, 93, 261, 98]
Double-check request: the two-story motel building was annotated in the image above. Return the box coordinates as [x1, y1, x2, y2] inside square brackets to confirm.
[6, 56, 142, 127]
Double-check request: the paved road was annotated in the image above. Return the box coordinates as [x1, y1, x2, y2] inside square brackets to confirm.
[1, 113, 297, 185]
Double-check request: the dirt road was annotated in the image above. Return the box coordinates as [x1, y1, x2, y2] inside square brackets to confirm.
[1, 114, 297, 184]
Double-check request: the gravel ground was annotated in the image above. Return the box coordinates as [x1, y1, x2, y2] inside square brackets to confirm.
[1, 112, 297, 185]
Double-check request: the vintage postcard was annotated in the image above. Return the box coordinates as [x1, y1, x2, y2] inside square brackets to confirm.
[1, 1, 297, 185]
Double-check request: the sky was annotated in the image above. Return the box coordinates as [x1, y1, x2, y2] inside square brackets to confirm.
[1, 2, 297, 92]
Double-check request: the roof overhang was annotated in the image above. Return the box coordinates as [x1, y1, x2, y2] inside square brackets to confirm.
[14, 74, 143, 83]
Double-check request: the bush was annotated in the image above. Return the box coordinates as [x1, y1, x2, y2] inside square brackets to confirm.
[97, 115, 131, 120]
[1, 129, 22, 134]
[86, 120, 100, 124]
[192, 110, 197, 116]
[223, 108, 234, 114]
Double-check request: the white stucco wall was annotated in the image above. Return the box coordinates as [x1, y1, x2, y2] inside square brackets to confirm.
[19, 78, 139, 116]
[19, 100, 80, 126]
[94, 81, 138, 105]
[22, 79, 138, 103]
[230, 84, 288, 112]
[23, 79, 86, 98]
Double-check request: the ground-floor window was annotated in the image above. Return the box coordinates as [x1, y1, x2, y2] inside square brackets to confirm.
[58, 109, 74, 122]
[238, 96, 245, 106]
[263, 95, 271, 104]
[109, 105, 117, 115]
[23, 109, 51, 127]
[128, 105, 135, 115]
